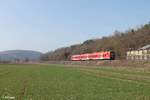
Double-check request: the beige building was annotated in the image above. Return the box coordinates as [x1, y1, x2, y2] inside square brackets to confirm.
[126, 45, 150, 60]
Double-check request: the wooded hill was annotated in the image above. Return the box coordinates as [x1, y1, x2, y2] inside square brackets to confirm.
[41, 22, 150, 61]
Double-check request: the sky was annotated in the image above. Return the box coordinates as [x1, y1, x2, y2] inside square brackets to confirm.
[0, 0, 150, 53]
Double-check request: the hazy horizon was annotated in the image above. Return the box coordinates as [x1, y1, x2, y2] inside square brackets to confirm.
[0, 0, 150, 52]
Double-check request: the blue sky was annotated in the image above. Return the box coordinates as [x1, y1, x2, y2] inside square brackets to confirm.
[0, 0, 150, 52]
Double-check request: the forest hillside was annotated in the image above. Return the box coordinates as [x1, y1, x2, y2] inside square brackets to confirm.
[41, 22, 150, 61]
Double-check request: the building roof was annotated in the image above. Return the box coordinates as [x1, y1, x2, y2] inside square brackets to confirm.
[139, 44, 150, 50]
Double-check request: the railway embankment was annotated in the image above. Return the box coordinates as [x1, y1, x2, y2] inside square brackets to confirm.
[41, 60, 150, 67]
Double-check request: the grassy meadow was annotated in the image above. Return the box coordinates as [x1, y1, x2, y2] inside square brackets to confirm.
[0, 64, 150, 100]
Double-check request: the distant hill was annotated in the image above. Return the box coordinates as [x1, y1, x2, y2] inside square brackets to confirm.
[0, 50, 42, 61]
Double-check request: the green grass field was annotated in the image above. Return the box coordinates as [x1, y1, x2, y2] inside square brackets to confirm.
[0, 64, 150, 100]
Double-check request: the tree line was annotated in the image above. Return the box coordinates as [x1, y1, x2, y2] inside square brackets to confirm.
[41, 22, 150, 61]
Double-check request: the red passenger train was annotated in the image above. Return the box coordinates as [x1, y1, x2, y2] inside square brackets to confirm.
[71, 51, 115, 61]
